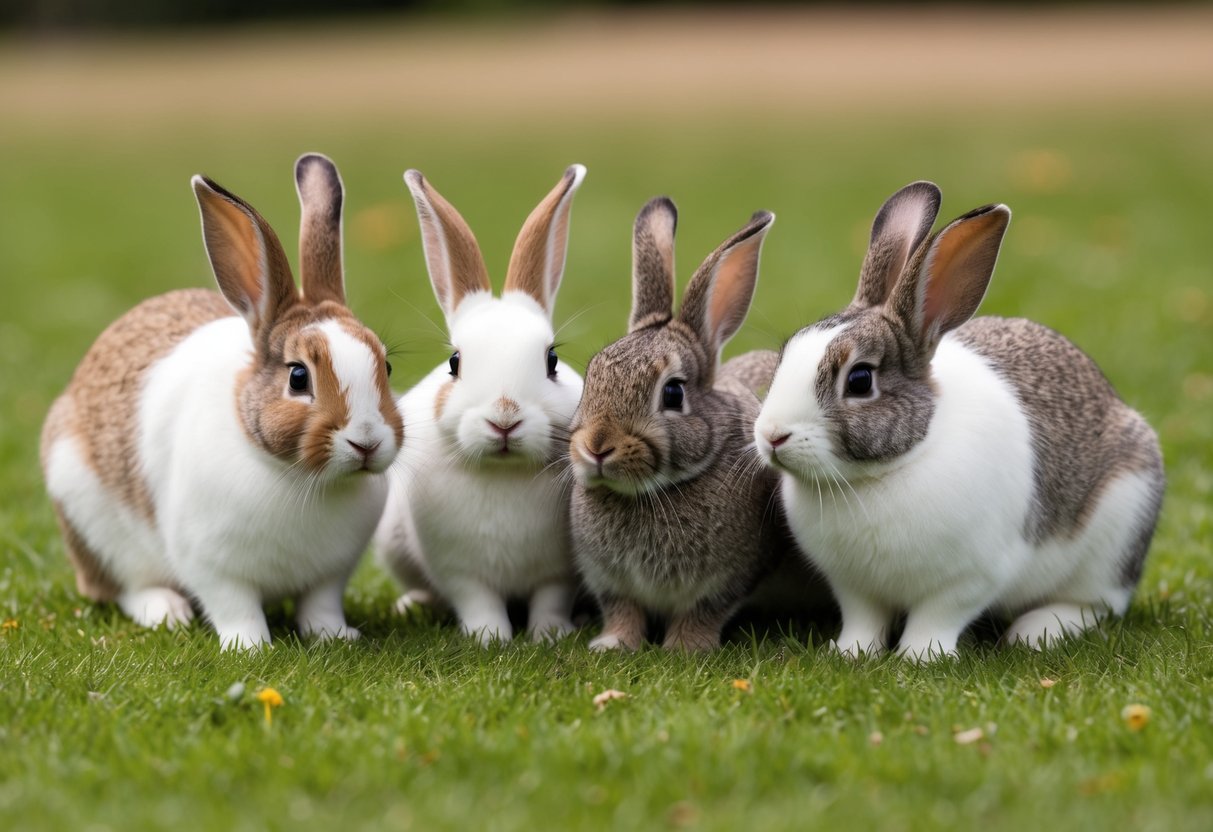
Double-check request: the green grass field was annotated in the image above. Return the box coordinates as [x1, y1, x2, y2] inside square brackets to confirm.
[2, 17, 1213, 830]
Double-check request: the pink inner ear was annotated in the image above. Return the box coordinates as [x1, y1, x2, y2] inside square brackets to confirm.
[202, 193, 267, 318]
[707, 241, 761, 346]
[921, 210, 1006, 336]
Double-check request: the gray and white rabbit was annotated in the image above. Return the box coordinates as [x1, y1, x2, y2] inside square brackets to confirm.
[569, 197, 811, 651]
[753, 181, 1164, 660]
[374, 166, 586, 644]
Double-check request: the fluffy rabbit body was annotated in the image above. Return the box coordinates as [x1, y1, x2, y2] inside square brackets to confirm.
[754, 181, 1164, 659]
[569, 198, 799, 651]
[374, 166, 586, 643]
[40, 155, 402, 649]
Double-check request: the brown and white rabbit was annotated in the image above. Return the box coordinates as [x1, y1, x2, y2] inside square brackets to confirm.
[373, 166, 586, 644]
[40, 154, 402, 650]
[754, 181, 1165, 660]
[568, 197, 806, 651]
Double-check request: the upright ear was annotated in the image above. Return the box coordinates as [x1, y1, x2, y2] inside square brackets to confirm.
[403, 169, 492, 320]
[295, 153, 345, 306]
[853, 181, 941, 308]
[192, 174, 298, 342]
[677, 210, 775, 358]
[887, 203, 1011, 353]
[628, 196, 678, 333]
[503, 164, 586, 316]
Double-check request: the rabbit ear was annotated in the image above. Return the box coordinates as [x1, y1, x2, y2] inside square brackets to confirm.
[192, 175, 298, 345]
[678, 210, 775, 357]
[629, 197, 678, 332]
[503, 164, 586, 316]
[853, 181, 941, 308]
[888, 203, 1011, 353]
[404, 170, 491, 320]
[295, 153, 345, 306]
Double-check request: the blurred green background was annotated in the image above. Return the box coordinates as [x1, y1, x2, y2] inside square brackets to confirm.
[2, 6, 1211, 830]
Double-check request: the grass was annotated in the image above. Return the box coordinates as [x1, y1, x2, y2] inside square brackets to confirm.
[2, 29, 1213, 830]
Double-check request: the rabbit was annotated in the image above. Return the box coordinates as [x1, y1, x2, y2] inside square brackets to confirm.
[568, 197, 810, 652]
[753, 180, 1165, 661]
[40, 154, 403, 650]
[373, 165, 587, 644]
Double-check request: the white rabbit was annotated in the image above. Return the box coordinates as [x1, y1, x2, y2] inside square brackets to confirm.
[41, 154, 403, 650]
[754, 181, 1164, 661]
[375, 165, 586, 644]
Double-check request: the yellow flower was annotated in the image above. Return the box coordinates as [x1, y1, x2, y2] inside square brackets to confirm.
[1121, 703, 1151, 732]
[1, 619, 18, 631]
[257, 687, 284, 725]
[732, 679, 752, 692]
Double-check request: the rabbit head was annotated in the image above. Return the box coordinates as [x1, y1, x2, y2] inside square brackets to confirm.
[754, 181, 1010, 482]
[569, 197, 774, 495]
[404, 165, 586, 467]
[193, 153, 403, 479]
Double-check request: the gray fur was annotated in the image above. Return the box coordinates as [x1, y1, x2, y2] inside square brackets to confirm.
[629, 197, 678, 332]
[571, 202, 809, 649]
[854, 181, 940, 308]
[954, 317, 1164, 582]
[810, 184, 1164, 592]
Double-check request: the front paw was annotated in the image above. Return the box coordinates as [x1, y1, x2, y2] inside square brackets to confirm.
[895, 641, 957, 664]
[829, 637, 885, 660]
[218, 630, 273, 652]
[529, 617, 575, 643]
[589, 632, 639, 652]
[304, 623, 362, 643]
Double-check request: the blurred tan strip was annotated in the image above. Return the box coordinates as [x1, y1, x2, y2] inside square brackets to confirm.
[2, 8, 1212, 129]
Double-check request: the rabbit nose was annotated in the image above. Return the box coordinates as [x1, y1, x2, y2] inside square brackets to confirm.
[487, 419, 521, 438]
[347, 439, 381, 459]
[767, 432, 791, 449]
[586, 447, 615, 469]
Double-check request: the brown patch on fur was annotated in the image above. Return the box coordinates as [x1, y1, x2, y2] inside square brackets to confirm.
[194, 177, 298, 349]
[434, 379, 455, 421]
[336, 316, 403, 448]
[504, 165, 582, 312]
[295, 326, 350, 470]
[51, 501, 123, 601]
[42, 289, 234, 524]
[296, 153, 346, 306]
[495, 396, 521, 418]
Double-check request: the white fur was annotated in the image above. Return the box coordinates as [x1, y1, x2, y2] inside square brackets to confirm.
[316, 319, 399, 472]
[757, 328, 1146, 660]
[374, 294, 583, 644]
[50, 315, 396, 649]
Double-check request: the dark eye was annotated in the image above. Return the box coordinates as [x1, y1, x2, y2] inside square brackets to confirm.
[546, 347, 558, 377]
[661, 380, 685, 410]
[385, 360, 393, 377]
[288, 363, 310, 394]
[449, 351, 460, 377]
[846, 364, 874, 397]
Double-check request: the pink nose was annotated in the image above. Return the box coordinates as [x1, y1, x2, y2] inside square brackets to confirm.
[347, 439, 380, 459]
[487, 419, 521, 438]
[767, 432, 791, 449]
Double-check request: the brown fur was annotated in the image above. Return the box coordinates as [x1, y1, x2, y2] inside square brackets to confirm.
[404, 170, 491, 316]
[296, 153, 346, 306]
[504, 165, 581, 312]
[629, 197, 678, 333]
[434, 379, 455, 421]
[572, 203, 805, 649]
[43, 162, 402, 602]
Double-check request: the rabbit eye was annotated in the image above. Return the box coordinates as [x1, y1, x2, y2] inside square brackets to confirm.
[846, 364, 874, 397]
[287, 363, 310, 395]
[449, 351, 460, 378]
[661, 380, 685, 410]
[547, 347, 558, 378]
[385, 360, 393, 378]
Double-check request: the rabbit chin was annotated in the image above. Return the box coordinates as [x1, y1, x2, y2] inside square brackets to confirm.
[453, 434, 550, 468]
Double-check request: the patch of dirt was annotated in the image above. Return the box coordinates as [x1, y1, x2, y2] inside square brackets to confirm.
[2, 7, 1211, 129]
